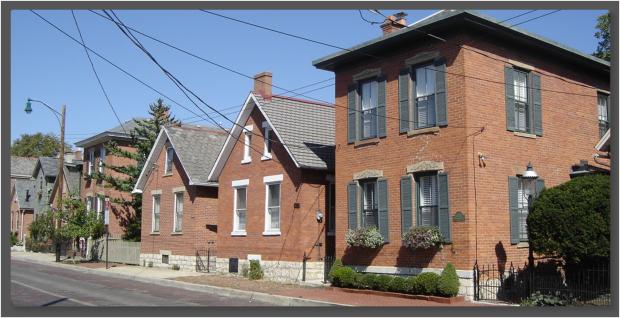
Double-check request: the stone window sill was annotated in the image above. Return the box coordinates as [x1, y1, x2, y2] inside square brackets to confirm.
[262, 231, 281, 236]
[354, 137, 380, 148]
[261, 155, 272, 161]
[513, 131, 537, 139]
[150, 232, 160, 235]
[407, 126, 440, 137]
[516, 242, 529, 248]
[241, 159, 252, 164]
[170, 232, 183, 235]
[231, 231, 247, 236]
[163, 173, 173, 177]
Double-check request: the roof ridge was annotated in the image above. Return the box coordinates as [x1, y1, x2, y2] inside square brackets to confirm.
[269, 94, 334, 108]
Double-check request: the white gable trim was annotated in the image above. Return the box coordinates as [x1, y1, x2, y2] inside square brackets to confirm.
[133, 128, 167, 192]
[207, 93, 302, 182]
[595, 129, 610, 151]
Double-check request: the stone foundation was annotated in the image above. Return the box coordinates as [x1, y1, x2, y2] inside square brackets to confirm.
[215, 258, 324, 283]
[140, 253, 205, 271]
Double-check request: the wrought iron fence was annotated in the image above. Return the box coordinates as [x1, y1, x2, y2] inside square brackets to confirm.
[323, 255, 336, 283]
[196, 247, 216, 273]
[473, 260, 610, 305]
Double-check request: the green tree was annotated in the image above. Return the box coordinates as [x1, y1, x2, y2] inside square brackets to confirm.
[528, 174, 610, 265]
[11, 133, 72, 157]
[593, 12, 611, 61]
[91, 99, 179, 241]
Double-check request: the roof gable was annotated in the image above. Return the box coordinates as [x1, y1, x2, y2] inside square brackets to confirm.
[11, 156, 38, 178]
[14, 179, 36, 210]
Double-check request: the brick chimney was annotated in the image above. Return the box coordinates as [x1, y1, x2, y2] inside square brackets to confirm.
[253, 72, 273, 100]
[380, 13, 407, 35]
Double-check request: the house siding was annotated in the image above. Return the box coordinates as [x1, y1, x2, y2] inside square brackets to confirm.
[331, 31, 609, 276]
[216, 106, 330, 281]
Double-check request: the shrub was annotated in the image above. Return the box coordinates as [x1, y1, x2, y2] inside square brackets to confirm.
[345, 227, 384, 249]
[528, 174, 610, 264]
[437, 263, 460, 297]
[240, 264, 249, 278]
[328, 259, 344, 281]
[406, 276, 420, 294]
[388, 276, 409, 293]
[521, 291, 572, 306]
[171, 264, 180, 270]
[331, 266, 359, 288]
[373, 275, 394, 291]
[10, 232, 18, 246]
[359, 273, 378, 289]
[402, 226, 444, 250]
[416, 272, 440, 295]
[248, 260, 264, 280]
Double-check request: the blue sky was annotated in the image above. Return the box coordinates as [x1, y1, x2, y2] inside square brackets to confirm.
[10, 9, 607, 148]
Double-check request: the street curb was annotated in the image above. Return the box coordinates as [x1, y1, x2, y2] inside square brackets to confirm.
[11, 254, 346, 307]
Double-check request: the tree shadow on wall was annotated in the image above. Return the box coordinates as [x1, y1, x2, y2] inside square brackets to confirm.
[342, 245, 383, 266]
[395, 245, 439, 269]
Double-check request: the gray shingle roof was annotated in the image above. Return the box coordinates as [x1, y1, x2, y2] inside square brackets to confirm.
[255, 94, 335, 170]
[38, 157, 59, 178]
[64, 165, 82, 196]
[11, 156, 37, 177]
[166, 125, 228, 185]
[14, 179, 36, 210]
[74, 118, 144, 147]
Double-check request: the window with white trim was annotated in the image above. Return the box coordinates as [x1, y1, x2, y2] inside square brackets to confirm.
[598, 93, 610, 138]
[234, 187, 247, 233]
[360, 180, 378, 228]
[265, 183, 281, 233]
[242, 125, 253, 163]
[262, 121, 272, 160]
[414, 64, 437, 129]
[417, 175, 439, 227]
[360, 79, 379, 139]
[517, 178, 532, 242]
[96, 196, 104, 219]
[173, 192, 183, 232]
[88, 149, 95, 176]
[99, 146, 106, 173]
[86, 196, 93, 212]
[152, 194, 160, 233]
[513, 69, 530, 133]
[165, 147, 174, 175]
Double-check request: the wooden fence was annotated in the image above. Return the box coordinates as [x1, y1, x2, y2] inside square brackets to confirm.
[89, 237, 141, 265]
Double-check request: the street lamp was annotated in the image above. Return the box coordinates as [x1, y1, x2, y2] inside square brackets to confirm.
[521, 162, 538, 294]
[25, 98, 66, 263]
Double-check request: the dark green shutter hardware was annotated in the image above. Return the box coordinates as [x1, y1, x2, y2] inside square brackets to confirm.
[347, 182, 358, 230]
[377, 76, 387, 137]
[508, 176, 520, 244]
[377, 178, 389, 242]
[435, 59, 448, 126]
[347, 85, 357, 143]
[505, 67, 516, 131]
[399, 69, 410, 133]
[532, 74, 543, 136]
[400, 175, 413, 236]
[437, 173, 451, 242]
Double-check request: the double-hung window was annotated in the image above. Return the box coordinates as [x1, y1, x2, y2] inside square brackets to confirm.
[86, 196, 93, 212]
[360, 80, 379, 139]
[516, 178, 531, 242]
[265, 183, 281, 233]
[360, 180, 378, 228]
[242, 125, 253, 163]
[508, 175, 544, 244]
[513, 70, 530, 133]
[165, 147, 174, 174]
[96, 196, 104, 219]
[99, 146, 106, 173]
[173, 192, 183, 233]
[231, 180, 248, 235]
[414, 64, 437, 129]
[598, 93, 610, 138]
[417, 175, 439, 227]
[262, 122, 272, 160]
[152, 194, 160, 233]
[88, 149, 95, 176]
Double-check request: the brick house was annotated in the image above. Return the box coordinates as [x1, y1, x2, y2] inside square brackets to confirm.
[10, 179, 36, 242]
[207, 73, 335, 283]
[49, 158, 83, 207]
[312, 10, 610, 297]
[75, 120, 140, 238]
[133, 124, 226, 270]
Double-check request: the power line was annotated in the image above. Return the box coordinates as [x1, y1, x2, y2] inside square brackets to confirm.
[497, 10, 537, 24]
[358, 10, 382, 25]
[509, 10, 561, 27]
[71, 10, 126, 134]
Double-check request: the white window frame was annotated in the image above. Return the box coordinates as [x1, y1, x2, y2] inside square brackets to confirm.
[263, 174, 283, 235]
[232, 179, 249, 236]
[359, 79, 379, 139]
[261, 121, 272, 161]
[99, 146, 106, 173]
[96, 196, 104, 219]
[86, 196, 92, 212]
[241, 125, 253, 164]
[152, 194, 161, 233]
[88, 149, 95, 176]
[165, 146, 174, 175]
[173, 191, 183, 233]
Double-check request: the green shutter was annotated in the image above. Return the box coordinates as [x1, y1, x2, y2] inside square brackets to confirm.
[531, 74, 543, 136]
[377, 178, 389, 242]
[535, 179, 545, 198]
[400, 175, 413, 236]
[347, 182, 358, 229]
[435, 59, 448, 126]
[377, 76, 387, 137]
[347, 85, 357, 143]
[415, 177, 421, 226]
[399, 69, 410, 133]
[505, 67, 516, 131]
[508, 176, 519, 244]
[437, 173, 451, 242]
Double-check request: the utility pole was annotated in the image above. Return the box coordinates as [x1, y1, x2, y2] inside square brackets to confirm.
[54, 105, 66, 262]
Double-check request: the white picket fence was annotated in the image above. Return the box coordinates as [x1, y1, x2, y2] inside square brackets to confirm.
[89, 237, 141, 265]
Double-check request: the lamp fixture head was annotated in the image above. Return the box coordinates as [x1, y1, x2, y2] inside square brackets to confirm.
[25, 98, 33, 114]
[316, 210, 324, 223]
[522, 162, 539, 179]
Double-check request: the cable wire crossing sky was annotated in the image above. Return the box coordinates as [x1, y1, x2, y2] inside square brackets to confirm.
[10, 9, 607, 148]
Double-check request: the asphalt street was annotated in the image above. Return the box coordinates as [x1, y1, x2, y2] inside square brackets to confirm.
[10, 259, 273, 307]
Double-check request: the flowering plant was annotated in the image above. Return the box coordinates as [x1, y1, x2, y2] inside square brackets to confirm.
[402, 226, 444, 250]
[345, 226, 384, 249]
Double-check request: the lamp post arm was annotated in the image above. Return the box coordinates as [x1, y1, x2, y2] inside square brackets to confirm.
[28, 99, 62, 125]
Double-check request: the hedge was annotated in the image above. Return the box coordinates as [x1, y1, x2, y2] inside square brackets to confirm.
[329, 259, 460, 297]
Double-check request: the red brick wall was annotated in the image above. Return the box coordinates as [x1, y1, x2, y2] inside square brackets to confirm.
[81, 140, 137, 237]
[140, 138, 218, 256]
[217, 105, 330, 263]
[332, 33, 609, 270]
